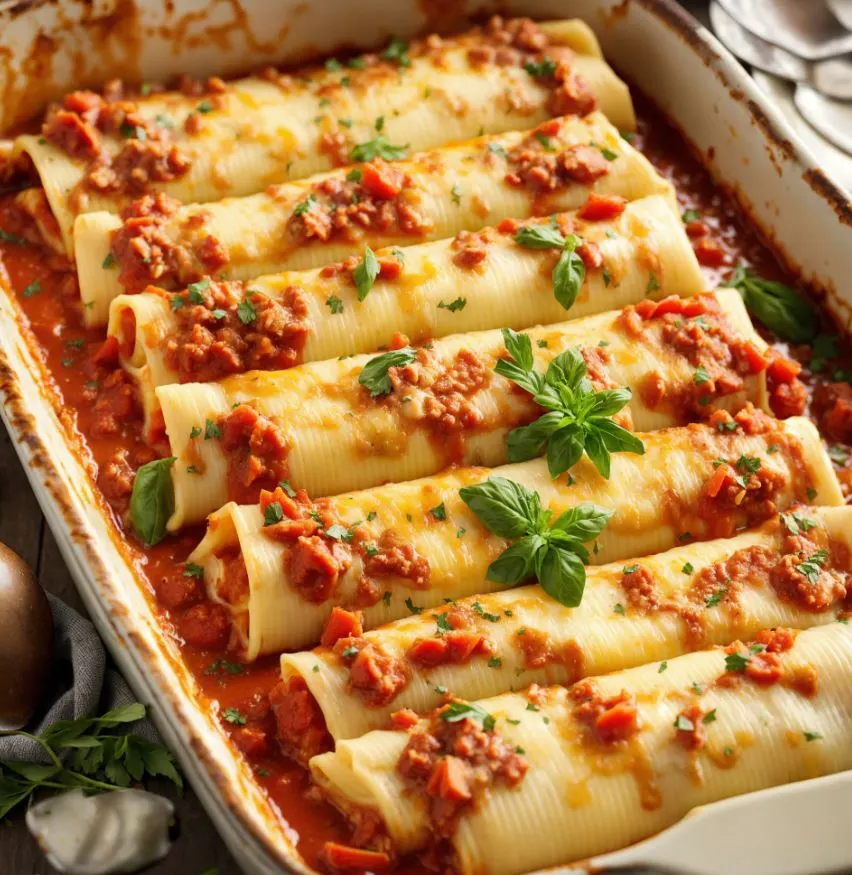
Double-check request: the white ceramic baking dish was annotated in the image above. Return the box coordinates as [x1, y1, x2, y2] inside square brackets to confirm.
[0, 2, 850, 873]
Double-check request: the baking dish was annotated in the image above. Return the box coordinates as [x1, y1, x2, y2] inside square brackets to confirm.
[0, 1, 850, 873]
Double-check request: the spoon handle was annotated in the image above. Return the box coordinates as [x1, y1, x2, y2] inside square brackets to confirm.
[585, 770, 852, 875]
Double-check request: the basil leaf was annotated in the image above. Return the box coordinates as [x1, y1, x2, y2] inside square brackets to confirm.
[459, 476, 540, 539]
[552, 234, 586, 310]
[546, 425, 585, 478]
[500, 328, 535, 371]
[513, 223, 565, 250]
[549, 503, 613, 542]
[494, 357, 545, 397]
[130, 457, 176, 546]
[545, 346, 586, 392]
[485, 535, 544, 584]
[594, 418, 647, 456]
[359, 347, 416, 397]
[506, 411, 564, 463]
[587, 387, 632, 418]
[724, 267, 818, 343]
[584, 428, 611, 479]
[537, 544, 587, 607]
[354, 245, 380, 301]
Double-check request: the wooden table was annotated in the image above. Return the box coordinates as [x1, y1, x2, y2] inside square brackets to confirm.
[0, 427, 242, 875]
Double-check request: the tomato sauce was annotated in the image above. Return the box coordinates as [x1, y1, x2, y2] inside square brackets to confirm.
[0, 87, 849, 874]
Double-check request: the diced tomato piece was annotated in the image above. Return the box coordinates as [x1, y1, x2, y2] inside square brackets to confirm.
[594, 701, 638, 743]
[535, 118, 561, 137]
[685, 220, 709, 238]
[576, 192, 626, 221]
[231, 726, 270, 758]
[154, 569, 203, 610]
[744, 653, 782, 685]
[681, 295, 714, 318]
[426, 756, 472, 802]
[408, 637, 448, 667]
[321, 607, 364, 648]
[693, 238, 728, 267]
[705, 463, 733, 499]
[742, 341, 769, 374]
[359, 162, 402, 200]
[633, 298, 657, 319]
[263, 518, 319, 541]
[321, 842, 392, 872]
[388, 331, 410, 350]
[767, 356, 802, 384]
[443, 630, 486, 663]
[497, 217, 520, 235]
[377, 257, 403, 280]
[259, 486, 301, 520]
[389, 708, 419, 730]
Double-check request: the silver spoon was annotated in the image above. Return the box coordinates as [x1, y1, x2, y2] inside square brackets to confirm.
[717, 0, 852, 60]
[795, 83, 852, 154]
[710, 3, 852, 101]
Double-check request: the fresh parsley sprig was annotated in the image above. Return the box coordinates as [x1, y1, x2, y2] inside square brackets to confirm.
[459, 475, 612, 607]
[513, 222, 586, 310]
[723, 264, 817, 343]
[496, 329, 645, 479]
[349, 135, 408, 163]
[0, 703, 181, 820]
[358, 347, 417, 397]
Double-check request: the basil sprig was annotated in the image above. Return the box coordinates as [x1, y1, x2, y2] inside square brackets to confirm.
[130, 457, 176, 546]
[359, 347, 417, 396]
[513, 222, 586, 310]
[496, 328, 645, 479]
[459, 475, 612, 607]
[723, 264, 817, 344]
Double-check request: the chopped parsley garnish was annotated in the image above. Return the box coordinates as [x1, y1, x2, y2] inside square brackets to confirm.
[237, 293, 258, 324]
[724, 651, 750, 672]
[803, 731, 823, 742]
[600, 147, 618, 161]
[222, 708, 246, 725]
[705, 586, 728, 608]
[682, 209, 701, 223]
[429, 502, 447, 521]
[405, 597, 422, 615]
[264, 502, 284, 526]
[441, 701, 495, 731]
[488, 656, 502, 668]
[197, 100, 214, 114]
[658, 661, 668, 673]
[693, 366, 710, 385]
[325, 294, 344, 314]
[613, 603, 626, 616]
[796, 550, 828, 584]
[646, 272, 660, 295]
[183, 563, 204, 579]
[682, 562, 694, 575]
[438, 297, 466, 312]
[204, 418, 221, 440]
[381, 36, 411, 67]
[623, 564, 639, 574]
[703, 709, 717, 724]
[22, 281, 41, 298]
[350, 135, 408, 163]
[359, 347, 417, 397]
[102, 252, 116, 268]
[673, 714, 694, 732]
[294, 193, 317, 217]
[451, 184, 462, 205]
[354, 246, 380, 301]
[524, 58, 556, 78]
[325, 524, 354, 542]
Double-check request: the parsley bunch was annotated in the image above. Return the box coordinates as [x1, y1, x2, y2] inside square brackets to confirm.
[496, 329, 645, 478]
[459, 475, 612, 607]
[723, 264, 817, 344]
[0, 703, 181, 820]
[513, 222, 586, 310]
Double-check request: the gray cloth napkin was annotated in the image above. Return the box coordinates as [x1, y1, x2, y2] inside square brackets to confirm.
[0, 594, 158, 762]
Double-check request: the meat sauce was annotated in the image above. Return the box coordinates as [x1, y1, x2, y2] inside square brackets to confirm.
[0, 84, 850, 875]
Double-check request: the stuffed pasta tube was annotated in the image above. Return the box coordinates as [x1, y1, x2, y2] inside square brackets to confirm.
[185, 414, 840, 656]
[310, 622, 852, 875]
[75, 111, 671, 325]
